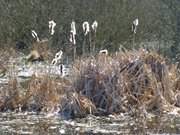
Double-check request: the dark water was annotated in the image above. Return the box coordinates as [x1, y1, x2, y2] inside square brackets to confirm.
[0, 112, 179, 135]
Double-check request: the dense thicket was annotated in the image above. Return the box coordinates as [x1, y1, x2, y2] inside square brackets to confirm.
[0, 0, 179, 60]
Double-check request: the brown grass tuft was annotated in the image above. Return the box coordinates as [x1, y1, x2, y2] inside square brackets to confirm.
[0, 49, 179, 118]
[71, 49, 180, 115]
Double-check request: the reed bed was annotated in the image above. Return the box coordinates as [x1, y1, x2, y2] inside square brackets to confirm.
[0, 49, 179, 118]
[0, 74, 95, 118]
[71, 49, 180, 115]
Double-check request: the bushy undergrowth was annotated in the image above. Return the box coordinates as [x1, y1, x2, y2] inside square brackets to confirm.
[0, 49, 179, 119]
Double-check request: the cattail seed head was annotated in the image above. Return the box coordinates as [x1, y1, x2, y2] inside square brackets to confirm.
[51, 50, 63, 65]
[49, 20, 56, 35]
[31, 30, 40, 42]
[92, 20, 98, 33]
[82, 21, 90, 36]
[132, 18, 139, 34]
[99, 49, 108, 55]
[70, 21, 76, 44]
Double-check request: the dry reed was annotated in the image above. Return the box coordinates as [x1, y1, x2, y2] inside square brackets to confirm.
[0, 49, 179, 118]
[71, 49, 180, 115]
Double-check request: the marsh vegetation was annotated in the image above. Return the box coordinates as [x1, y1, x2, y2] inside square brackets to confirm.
[0, 0, 180, 134]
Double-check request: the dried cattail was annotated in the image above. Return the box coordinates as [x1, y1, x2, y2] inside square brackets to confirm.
[70, 21, 76, 45]
[99, 49, 108, 55]
[51, 59, 58, 65]
[69, 32, 76, 45]
[71, 21, 76, 35]
[82, 21, 90, 36]
[51, 58, 58, 65]
[51, 50, 63, 65]
[132, 18, 139, 34]
[49, 20, 56, 35]
[92, 20, 98, 33]
[55, 50, 63, 60]
[31, 30, 40, 42]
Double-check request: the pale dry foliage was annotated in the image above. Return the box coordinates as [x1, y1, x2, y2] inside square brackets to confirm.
[0, 73, 95, 118]
[0, 46, 19, 65]
[31, 41, 54, 62]
[71, 49, 180, 115]
[0, 49, 179, 118]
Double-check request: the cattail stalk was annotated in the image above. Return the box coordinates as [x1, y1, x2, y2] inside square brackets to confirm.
[70, 21, 76, 60]
[132, 18, 139, 49]
[89, 30, 92, 55]
[82, 22, 90, 56]
[91, 21, 98, 54]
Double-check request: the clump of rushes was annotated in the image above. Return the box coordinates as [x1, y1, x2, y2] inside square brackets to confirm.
[0, 49, 179, 118]
[0, 73, 96, 118]
[71, 49, 180, 115]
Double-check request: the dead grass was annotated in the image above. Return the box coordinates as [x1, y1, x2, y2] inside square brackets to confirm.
[31, 41, 54, 62]
[0, 46, 19, 66]
[71, 49, 180, 115]
[0, 48, 179, 118]
[0, 73, 96, 117]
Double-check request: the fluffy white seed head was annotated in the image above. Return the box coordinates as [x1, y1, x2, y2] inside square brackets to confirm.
[92, 20, 98, 32]
[133, 18, 139, 26]
[82, 21, 90, 36]
[99, 49, 108, 55]
[132, 18, 139, 34]
[69, 33, 73, 43]
[69, 32, 76, 45]
[49, 20, 56, 35]
[51, 50, 63, 65]
[51, 58, 58, 65]
[31, 30, 40, 42]
[71, 21, 76, 35]
[55, 50, 63, 60]
[70, 21, 76, 44]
